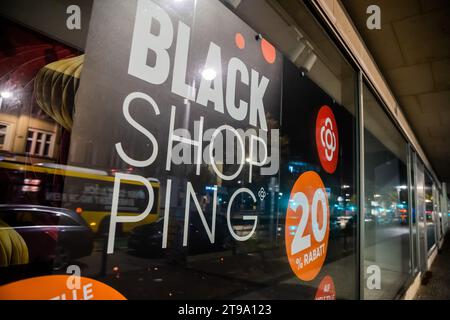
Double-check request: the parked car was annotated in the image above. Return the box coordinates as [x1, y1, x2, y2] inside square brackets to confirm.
[128, 215, 235, 257]
[0, 205, 94, 271]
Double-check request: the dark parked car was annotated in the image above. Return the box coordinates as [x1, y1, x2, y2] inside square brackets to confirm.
[0, 205, 94, 271]
[128, 215, 235, 257]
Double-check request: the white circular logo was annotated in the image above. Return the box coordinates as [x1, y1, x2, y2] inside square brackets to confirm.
[320, 117, 337, 162]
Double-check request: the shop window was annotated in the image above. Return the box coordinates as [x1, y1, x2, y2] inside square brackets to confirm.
[227, 0, 358, 299]
[363, 83, 410, 299]
[1, 0, 357, 300]
[25, 129, 54, 157]
[425, 173, 436, 252]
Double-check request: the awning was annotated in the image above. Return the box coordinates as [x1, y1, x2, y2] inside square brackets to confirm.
[34, 55, 84, 131]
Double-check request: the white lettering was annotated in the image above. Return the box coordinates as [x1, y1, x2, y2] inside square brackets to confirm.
[227, 188, 258, 241]
[249, 69, 269, 131]
[108, 173, 154, 254]
[172, 21, 196, 100]
[128, 0, 173, 84]
[183, 182, 217, 246]
[226, 57, 249, 120]
[196, 42, 224, 113]
[115, 92, 160, 167]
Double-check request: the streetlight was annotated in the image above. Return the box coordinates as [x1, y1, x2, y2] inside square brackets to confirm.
[201, 68, 217, 81]
[0, 91, 13, 110]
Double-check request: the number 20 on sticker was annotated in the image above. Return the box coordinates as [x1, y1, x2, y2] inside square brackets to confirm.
[285, 171, 330, 281]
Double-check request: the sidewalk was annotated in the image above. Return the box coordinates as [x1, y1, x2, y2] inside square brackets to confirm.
[416, 234, 450, 300]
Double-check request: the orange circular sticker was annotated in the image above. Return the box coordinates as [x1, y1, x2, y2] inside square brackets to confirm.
[285, 171, 330, 281]
[315, 275, 336, 300]
[0, 275, 126, 300]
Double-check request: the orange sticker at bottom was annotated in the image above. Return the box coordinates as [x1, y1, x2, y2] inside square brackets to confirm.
[315, 275, 336, 300]
[0, 275, 126, 300]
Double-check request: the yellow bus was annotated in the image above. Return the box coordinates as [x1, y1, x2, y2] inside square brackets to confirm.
[0, 161, 160, 234]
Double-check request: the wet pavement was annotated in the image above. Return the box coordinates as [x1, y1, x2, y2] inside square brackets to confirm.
[416, 234, 450, 300]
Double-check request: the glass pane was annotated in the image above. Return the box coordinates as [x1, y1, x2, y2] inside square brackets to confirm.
[425, 173, 435, 251]
[363, 83, 410, 299]
[410, 151, 417, 273]
[415, 159, 428, 272]
[225, 0, 358, 300]
[34, 141, 41, 155]
[0, 124, 6, 146]
[0, 0, 356, 300]
[43, 143, 51, 157]
[0, 211, 62, 227]
[36, 132, 43, 142]
[25, 140, 32, 153]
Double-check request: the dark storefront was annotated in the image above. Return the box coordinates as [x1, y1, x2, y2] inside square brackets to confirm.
[0, 0, 447, 300]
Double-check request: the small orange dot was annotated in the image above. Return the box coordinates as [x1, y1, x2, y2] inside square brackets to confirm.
[261, 38, 276, 64]
[235, 33, 245, 49]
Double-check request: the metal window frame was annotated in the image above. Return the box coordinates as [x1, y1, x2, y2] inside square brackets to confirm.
[416, 157, 429, 272]
[356, 71, 365, 300]
[407, 144, 420, 277]
[425, 170, 438, 256]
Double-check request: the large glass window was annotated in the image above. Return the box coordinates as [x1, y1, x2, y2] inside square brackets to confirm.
[363, 83, 411, 299]
[437, 189, 444, 242]
[0, 0, 357, 300]
[409, 150, 418, 274]
[447, 196, 450, 233]
[425, 173, 436, 252]
[226, 0, 358, 299]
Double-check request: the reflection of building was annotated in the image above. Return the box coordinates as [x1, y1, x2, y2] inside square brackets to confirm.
[0, 111, 60, 163]
[0, 19, 78, 165]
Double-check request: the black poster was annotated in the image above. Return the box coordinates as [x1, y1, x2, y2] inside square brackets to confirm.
[70, 0, 283, 255]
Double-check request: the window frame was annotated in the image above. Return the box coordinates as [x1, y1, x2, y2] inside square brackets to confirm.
[0, 121, 11, 151]
[25, 128, 55, 158]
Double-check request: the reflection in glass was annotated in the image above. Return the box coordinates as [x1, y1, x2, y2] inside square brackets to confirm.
[425, 174, 436, 252]
[1, 0, 358, 300]
[363, 84, 410, 299]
